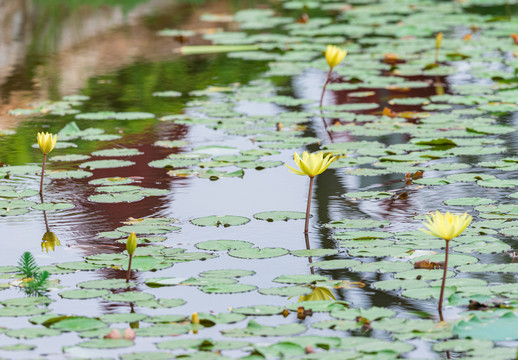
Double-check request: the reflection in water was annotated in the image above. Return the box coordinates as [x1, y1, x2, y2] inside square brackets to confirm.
[41, 230, 60, 253]
[40, 193, 61, 253]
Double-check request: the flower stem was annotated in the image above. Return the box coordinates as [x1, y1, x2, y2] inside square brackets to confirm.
[319, 68, 333, 109]
[126, 255, 133, 283]
[39, 154, 47, 194]
[304, 176, 315, 233]
[438, 240, 449, 321]
[435, 48, 439, 65]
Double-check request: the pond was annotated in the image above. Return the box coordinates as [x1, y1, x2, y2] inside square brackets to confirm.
[1, 0, 518, 358]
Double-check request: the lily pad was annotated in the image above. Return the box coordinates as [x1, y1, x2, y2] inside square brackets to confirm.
[195, 239, 254, 251]
[191, 215, 250, 227]
[228, 247, 289, 259]
[253, 211, 306, 221]
[79, 160, 135, 170]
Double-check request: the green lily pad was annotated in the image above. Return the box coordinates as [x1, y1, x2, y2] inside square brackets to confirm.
[6, 327, 61, 339]
[232, 305, 284, 315]
[48, 170, 93, 179]
[444, 197, 496, 206]
[79, 159, 135, 170]
[100, 313, 148, 323]
[191, 215, 251, 227]
[258, 286, 313, 297]
[253, 211, 306, 221]
[135, 324, 190, 337]
[222, 320, 306, 337]
[454, 312, 518, 341]
[273, 274, 329, 284]
[200, 284, 257, 294]
[88, 193, 144, 203]
[50, 317, 107, 332]
[78, 279, 135, 289]
[0, 343, 36, 351]
[326, 219, 390, 229]
[91, 148, 143, 157]
[228, 247, 288, 259]
[290, 249, 339, 257]
[195, 239, 254, 251]
[78, 338, 134, 349]
[104, 292, 155, 303]
[0, 307, 49, 317]
[59, 289, 109, 299]
[199, 269, 255, 278]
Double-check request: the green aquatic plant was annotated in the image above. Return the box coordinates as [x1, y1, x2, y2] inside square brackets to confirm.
[16, 251, 50, 297]
[17, 251, 39, 279]
[421, 211, 472, 320]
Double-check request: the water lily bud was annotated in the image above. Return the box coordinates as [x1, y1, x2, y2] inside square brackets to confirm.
[104, 329, 122, 339]
[123, 328, 136, 341]
[37, 132, 58, 155]
[191, 312, 200, 324]
[435, 32, 443, 49]
[126, 232, 137, 256]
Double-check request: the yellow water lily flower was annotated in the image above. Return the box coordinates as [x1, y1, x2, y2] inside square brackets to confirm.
[37, 132, 58, 155]
[421, 211, 472, 241]
[325, 45, 347, 69]
[285, 152, 335, 178]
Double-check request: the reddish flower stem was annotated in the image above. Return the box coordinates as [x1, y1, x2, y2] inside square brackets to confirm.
[319, 68, 333, 109]
[126, 255, 133, 283]
[438, 240, 449, 321]
[304, 177, 315, 233]
[39, 154, 47, 194]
